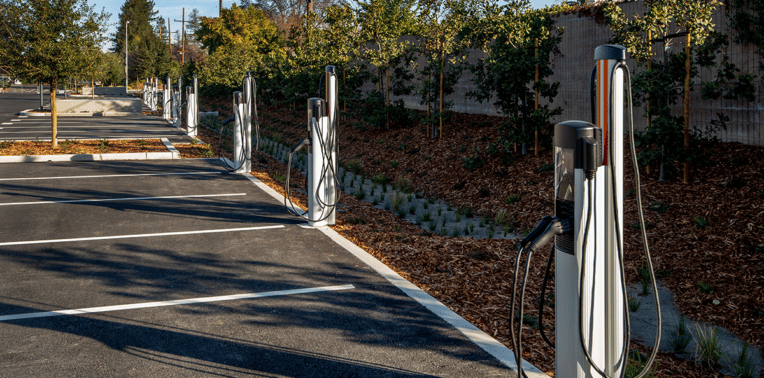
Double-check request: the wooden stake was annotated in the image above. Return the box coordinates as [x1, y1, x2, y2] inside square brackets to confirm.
[534, 37, 539, 156]
[683, 33, 691, 184]
[51, 80, 57, 148]
[439, 48, 444, 140]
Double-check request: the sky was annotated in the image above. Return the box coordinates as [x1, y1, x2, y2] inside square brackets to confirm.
[92, 0, 561, 50]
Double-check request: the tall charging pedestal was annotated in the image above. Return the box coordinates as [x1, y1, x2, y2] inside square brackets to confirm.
[307, 98, 333, 227]
[233, 91, 251, 173]
[152, 77, 159, 111]
[186, 86, 196, 137]
[243, 72, 253, 150]
[324, 66, 338, 226]
[163, 76, 171, 120]
[555, 45, 625, 378]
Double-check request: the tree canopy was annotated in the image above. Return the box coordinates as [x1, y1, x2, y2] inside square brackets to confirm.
[196, 4, 284, 56]
[113, 0, 170, 82]
[0, 0, 109, 147]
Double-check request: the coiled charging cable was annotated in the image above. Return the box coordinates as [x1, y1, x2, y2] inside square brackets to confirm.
[283, 72, 341, 222]
[578, 62, 661, 378]
[217, 75, 260, 172]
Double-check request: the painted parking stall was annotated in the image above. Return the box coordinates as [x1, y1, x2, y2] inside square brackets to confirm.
[0, 158, 518, 377]
[0, 116, 188, 143]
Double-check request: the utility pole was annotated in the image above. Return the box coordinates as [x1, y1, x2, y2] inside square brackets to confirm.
[167, 18, 172, 57]
[173, 8, 187, 64]
[125, 20, 130, 89]
[220, 0, 223, 17]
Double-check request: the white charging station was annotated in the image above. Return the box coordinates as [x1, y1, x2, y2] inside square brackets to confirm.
[163, 76, 171, 120]
[232, 91, 251, 173]
[554, 45, 626, 378]
[303, 66, 338, 227]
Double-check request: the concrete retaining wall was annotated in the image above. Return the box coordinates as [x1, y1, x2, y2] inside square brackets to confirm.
[93, 87, 128, 96]
[359, 1, 763, 146]
[56, 98, 141, 115]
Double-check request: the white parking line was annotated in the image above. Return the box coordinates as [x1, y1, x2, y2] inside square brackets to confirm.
[0, 225, 285, 247]
[0, 193, 246, 206]
[10, 120, 20, 122]
[0, 171, 221, 181]
[18, 116, 28, 118]
[1, 123, 11, 125]
[0, 284, 355, 322]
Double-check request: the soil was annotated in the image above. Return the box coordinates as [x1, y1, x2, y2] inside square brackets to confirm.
[0, 139, 168, 156]
[192, 101, 762, 377]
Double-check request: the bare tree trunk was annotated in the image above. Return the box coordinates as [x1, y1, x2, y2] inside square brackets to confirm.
[50, 80, 58, 148]
[683, 33, 691, 184]
[385, 69, 390, 130]
[439, 49, 444, 140]
[534, 38, 539, 156]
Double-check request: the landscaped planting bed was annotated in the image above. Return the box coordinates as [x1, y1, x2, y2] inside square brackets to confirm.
[0, 139, 167, 156]
[194, 101, 762, 377]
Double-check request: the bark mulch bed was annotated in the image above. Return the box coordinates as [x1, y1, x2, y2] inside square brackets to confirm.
[0, 139, 167, 156]
[192, 102, 760, 377]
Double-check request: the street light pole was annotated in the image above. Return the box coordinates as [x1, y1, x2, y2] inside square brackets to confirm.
[125, 20, 130, 90]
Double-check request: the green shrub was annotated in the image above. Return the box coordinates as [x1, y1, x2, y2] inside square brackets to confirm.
[729, 342, 756, 378]
[670, 315, 692, 354]
[346, 160, 362, 175]
[372, 173, 391, 186]
[505, 194, 520, 205]
[462, 155, 485, 172]
[693, 324, 723, 369]
[695, 216, 709, 229]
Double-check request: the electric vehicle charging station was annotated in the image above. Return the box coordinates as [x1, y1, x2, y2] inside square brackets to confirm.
[510, 45, 660, 378]
[216, 71, 260, 173]
[284, 65, 339, 227]
[185, 76, 198, 137]
[554, 45, 626, 378]
[186, 85, 195, 136]
[232, 91, 251, 173]
[163, 76, 171, 120]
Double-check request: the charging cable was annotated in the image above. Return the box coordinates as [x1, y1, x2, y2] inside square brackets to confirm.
[283, 72, 341, 222]
[577, 62, 661, 378]
[215, 74, 261, 172]
[510, 216, 572, 378]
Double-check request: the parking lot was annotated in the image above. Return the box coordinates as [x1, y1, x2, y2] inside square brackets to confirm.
[0, 159, 519, 377]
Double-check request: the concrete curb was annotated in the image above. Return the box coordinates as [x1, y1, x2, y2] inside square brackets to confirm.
[19, 109, 138, 117]
[238, 170, 549, 377]
[161, 138, 180, 159]
[0, 138, 181, 163]
[0, 152, 175, 163]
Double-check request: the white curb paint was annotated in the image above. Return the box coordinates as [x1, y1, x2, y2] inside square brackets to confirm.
[0, 193, 246, 206]
[0, 152, 175, 163]
[238, 172, 548, 377]
[0, 225, 285, 247]
[0, 284, 355, 322]
[0, 171, 221, 182]
[161, 138, 180, 159]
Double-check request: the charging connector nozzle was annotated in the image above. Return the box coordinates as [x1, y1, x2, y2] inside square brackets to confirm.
[578, 136, 599, 180]
[291, 138, 311, 154]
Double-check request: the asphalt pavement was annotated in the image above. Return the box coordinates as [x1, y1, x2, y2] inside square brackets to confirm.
[0, 91, 189, 144]
[0, 159, 517, 377]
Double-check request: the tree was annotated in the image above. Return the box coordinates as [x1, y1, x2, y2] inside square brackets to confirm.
[255, 0, 337, 33]
[196, 4, 284, 94]
[604, 0, 753, 182]
[468, 0, 563, 159]
[196, 4, 283, 56]
[358, 0, 420, 128]
[113, 0, 169, 84]
[415, 0, 474, 138]
[0, 0, 109, 147]
[187, 8, 202, 46]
